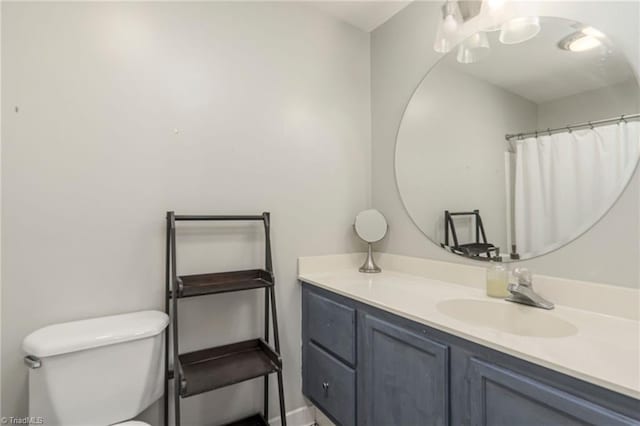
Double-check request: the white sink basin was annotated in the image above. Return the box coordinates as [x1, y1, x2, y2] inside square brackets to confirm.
[437, 299, 578, 338]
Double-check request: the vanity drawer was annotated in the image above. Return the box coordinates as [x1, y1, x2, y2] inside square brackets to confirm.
[306, 290, 356, 364]
[304, 341, 356, 426]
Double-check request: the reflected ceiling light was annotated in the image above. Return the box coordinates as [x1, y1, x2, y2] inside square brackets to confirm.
[433, 1, 463, 53]
[457, 32, 491, 64]
[487, 0, 506, 9]
[558, 27, 604, 52]
[581, 26, 604, 38]
[479, 0, 509, 31]
[433, 25, 454, 53]
[567, 36, 601, 52]
[499, 16, 541, 45]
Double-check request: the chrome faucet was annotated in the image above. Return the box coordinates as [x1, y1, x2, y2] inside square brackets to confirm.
[506, 268, 554, 310]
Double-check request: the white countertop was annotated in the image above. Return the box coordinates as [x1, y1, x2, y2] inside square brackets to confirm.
[298, 254, 640, 399]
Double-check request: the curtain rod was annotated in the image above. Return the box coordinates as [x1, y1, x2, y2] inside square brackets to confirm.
[505, 113, 640, 141]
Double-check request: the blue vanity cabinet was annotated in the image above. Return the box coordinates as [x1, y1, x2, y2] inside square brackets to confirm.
[305, 289, 356, 365]
[468, 358, 640, 426]
[304, 341, 356, 426]
[360, 313, 449, 426]
[301, 283, 640, 426]
[302, 286, 357, 425]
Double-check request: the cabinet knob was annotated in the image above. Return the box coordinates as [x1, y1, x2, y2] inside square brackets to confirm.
[322, 381, 330, 396]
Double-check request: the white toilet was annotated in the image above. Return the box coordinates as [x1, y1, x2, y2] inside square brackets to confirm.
[22, 310, 169, 426]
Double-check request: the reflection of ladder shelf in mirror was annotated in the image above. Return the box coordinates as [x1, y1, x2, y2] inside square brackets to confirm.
[443, 210, 499, 260]
[165, 212, 286, 426]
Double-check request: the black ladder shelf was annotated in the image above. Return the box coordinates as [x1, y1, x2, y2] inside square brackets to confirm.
[165, 212, 286, 426]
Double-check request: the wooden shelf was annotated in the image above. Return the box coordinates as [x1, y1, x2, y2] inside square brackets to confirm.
[224, 414, 269, 426]
[179, 339, 281, 398]
[166, 211, 286, 425]
[176, 269, 273, 298]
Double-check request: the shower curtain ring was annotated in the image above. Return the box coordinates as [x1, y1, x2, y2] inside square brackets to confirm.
[566, 125, 572, 133]
[588, 121, 594, 130]
[621, 114, 627, 123]
[547, 128, 551, 136]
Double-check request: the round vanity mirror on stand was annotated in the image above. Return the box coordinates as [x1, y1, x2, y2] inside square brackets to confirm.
[354, 209, 388, 273]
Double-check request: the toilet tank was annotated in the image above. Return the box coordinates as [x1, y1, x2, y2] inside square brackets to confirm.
[23, 310, 169, 426]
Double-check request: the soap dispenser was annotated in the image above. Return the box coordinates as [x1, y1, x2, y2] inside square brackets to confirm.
[486, 256, 510, 298]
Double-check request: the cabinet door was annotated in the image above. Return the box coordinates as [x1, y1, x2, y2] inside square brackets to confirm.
[469, 358, 640, 426]
[360, 314, 449, 426]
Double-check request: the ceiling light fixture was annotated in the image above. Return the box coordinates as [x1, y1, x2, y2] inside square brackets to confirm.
[479, 0, 509, 31]
[434, 0, 538, 61]
[499, 16, 541, 45]
[567, 36, 601, 52]
[457, 32, 491, 64]
[581, 26, 604, 38]
[558, 27, 604, 52]
[433, 1, 464, 53]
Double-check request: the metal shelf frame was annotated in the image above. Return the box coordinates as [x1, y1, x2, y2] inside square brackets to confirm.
[164, 211, 286, 426]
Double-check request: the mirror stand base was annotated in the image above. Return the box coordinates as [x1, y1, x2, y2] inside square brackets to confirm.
[359, 243, 381, 273]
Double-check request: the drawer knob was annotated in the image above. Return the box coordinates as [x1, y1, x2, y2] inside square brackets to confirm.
[322, 381, 330, 396]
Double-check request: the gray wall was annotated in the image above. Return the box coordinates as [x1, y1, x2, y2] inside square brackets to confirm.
[396, 63, 536, 252]
[371, 1, 640, 288]
[1, 2, 371, 423]
[537, 79, 640, 129]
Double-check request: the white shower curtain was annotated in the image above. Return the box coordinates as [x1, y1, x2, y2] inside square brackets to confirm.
[514, 121, 640, 257]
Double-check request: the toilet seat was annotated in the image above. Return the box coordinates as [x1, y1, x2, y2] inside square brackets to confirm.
[114, 421, 151, 426]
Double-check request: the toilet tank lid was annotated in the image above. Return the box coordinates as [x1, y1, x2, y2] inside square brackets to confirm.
[23, 310, 169, 358]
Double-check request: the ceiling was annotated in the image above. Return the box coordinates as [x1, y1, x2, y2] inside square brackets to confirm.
[309, 1, 412, 32]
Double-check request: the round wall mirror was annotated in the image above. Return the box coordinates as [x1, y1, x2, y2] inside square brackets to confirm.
[354, 209, 388, 273]
[395, 16, 640, 262]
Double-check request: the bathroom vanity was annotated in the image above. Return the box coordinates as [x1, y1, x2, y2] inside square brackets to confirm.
[299, 255, 640, 426]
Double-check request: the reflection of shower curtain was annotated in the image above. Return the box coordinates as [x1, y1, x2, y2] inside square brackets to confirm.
[514, 121, 640, 256]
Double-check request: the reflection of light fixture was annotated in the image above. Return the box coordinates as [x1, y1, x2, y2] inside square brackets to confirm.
[433, 0, 539, 60]
[433, 1, 463, 53]
[499, 16, 541, 44]
[487, 0, 506, 9]
[567, 36, 601, 52]
[433, 25, 453, 53]
[582, 26, 604, 38]
[558, 27, 604, 52]
[480, 0, 509, 31]
[457, 32, 491, 63]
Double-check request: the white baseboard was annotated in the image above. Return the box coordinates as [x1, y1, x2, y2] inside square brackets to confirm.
[268, 405, 315, 426]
